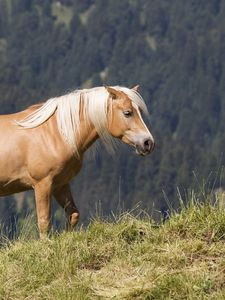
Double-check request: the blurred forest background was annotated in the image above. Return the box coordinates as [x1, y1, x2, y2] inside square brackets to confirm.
[0, 0, 225, 232]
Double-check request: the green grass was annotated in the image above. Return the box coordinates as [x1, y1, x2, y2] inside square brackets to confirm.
[1, 198, 225, 299]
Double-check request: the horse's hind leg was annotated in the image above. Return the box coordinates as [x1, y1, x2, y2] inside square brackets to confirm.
[34, 178, 52, 239]
[54, 184, 80, 230]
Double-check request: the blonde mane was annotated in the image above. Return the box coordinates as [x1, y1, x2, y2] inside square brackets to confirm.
[16, 86, 148, 155]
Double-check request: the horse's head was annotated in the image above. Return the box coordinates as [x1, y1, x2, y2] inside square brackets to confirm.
[106, 86, 155, 156]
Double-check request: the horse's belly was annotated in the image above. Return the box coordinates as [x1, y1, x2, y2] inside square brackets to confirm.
[0, 179, 32, 196]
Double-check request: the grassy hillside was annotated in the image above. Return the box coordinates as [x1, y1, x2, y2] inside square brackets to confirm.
[1, 197, 225, 299]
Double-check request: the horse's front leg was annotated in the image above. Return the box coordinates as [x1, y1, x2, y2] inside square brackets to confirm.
[54, 184, 80, 230]
[34, 178, 52, 239]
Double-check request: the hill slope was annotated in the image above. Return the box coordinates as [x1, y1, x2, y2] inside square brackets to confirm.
[1, 199, 225, 299]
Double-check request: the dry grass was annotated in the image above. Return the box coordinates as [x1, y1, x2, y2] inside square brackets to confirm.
[1, 197, 225, 299]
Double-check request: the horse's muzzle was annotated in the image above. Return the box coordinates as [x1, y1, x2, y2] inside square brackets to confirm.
[135, 138, 155, 156]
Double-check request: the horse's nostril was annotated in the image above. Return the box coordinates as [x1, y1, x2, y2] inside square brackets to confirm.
[144, 139, 150, 147]
[143, 138, 155, 153]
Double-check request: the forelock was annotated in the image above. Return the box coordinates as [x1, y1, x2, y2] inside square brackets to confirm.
[111, 86, 149, 115]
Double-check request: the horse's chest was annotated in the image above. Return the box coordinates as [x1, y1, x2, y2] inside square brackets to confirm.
[53, 159, 82, 186]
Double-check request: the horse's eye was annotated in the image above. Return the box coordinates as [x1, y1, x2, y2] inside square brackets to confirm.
[123, 110, 133, 118]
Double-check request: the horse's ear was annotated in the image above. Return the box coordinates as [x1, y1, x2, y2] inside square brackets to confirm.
[131, 85, 140, 92]
[105, 86, 120, 99]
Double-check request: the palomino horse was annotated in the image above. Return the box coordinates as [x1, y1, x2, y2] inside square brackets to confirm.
[0, 85, 155, 238]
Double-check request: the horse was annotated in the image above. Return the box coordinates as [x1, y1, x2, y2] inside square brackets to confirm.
[0, 85, 155, 238]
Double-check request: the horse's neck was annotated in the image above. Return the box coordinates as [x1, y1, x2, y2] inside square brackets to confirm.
[77, 122, 99, 153]
[74, 101, 100, 154]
